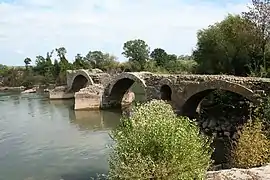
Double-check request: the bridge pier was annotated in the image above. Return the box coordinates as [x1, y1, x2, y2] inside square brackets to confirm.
[49, 86, 75, 100]
[74, 85, 104, 110]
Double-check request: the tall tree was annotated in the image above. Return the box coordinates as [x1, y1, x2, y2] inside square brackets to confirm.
[122, 39, 150, 71]
[73, 53, 89, 69]
[150, 48, 168, 67]
[243, 0, 270, 70]
[24, 57, 31, 69]
[193, 14, 261, 76]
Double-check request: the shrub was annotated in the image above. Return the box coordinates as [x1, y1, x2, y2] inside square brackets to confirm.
[108, 100, 213, 179]
[232, 118, 270, 169]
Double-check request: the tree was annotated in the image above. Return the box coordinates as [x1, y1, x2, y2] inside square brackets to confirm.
[84, 50, 118, 72]
[243, 0, 270, 70]
[55, 47, 67, 62]
[122, 39, 150, 71]
[24, 57, 31, 69]
[86, 51, 104, 68]
[150, 48, 168, 66]
[98, 53, 119, 72]
[193, 14, 261, 76]
[73, 53, 89, 69]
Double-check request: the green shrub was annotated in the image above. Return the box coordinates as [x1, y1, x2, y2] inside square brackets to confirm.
[232, 119, 270, 169]
[108, 100, 213, 180]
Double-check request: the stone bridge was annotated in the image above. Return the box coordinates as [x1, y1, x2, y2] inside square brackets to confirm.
[49, 69, 270, 118]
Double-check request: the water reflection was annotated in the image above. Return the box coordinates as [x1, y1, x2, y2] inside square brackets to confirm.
[0, 93, 122, 180]
[68, 110, 121, 131]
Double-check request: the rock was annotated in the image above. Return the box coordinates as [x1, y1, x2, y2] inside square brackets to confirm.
[207, 164, 270, 180]
[22, 88, 36, 94]
[215, 126, 222, 131]
[232, 132, 240, 140]
[224, 131, 230, 137]
[91, 68, 103, 73]
[202, 121, 209, 129]
[221, 124, 227, 131]
[208, 119, 217, 129]
[212, 132, 217, 138]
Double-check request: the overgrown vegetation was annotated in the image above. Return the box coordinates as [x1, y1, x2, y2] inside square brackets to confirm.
[108, 100, 213, 179]
[232, 119, 270, 169]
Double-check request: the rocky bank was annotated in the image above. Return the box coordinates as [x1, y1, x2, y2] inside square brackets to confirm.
[207, 164, 270, 180]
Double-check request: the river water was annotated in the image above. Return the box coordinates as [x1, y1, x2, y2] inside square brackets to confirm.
[0, 92, 122, 180]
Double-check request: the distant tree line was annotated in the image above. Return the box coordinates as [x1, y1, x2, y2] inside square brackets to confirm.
[1, 0, 270, 88]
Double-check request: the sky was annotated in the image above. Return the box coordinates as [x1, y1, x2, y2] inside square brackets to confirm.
[0, 0, 250, 66]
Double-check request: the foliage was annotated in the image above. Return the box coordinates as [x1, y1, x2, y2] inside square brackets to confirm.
[253, 96, 270, 138]
[193, 14, 263, 76]
[3, 9, 270, 87]
[24, 57, 31, 69]
[122, 39, 150, 71]
[150, 48, 168, 67]
[243, 0, 270, 70]
[232, 118, 270, 169]
[108, 100, 213, 179]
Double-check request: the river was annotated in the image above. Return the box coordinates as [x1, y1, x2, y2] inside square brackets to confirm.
[0, 92, 122, 180]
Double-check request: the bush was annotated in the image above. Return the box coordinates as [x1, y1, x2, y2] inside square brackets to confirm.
[108, 100, 213, 179]
[232, 119, 270, 169]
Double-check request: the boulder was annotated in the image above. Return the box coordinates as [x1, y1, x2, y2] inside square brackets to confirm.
[22, 88, 36, 94]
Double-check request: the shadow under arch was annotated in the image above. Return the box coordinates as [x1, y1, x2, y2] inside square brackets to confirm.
[160, 85, 172, 101]
[105, 73, 147, 108]
[68, 70, 94, 92]
[181, 80, 259, 119]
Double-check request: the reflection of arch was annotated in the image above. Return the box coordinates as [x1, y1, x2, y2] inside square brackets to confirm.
[106, 73, 146, 107]
[160, 85, 172, 101]
[181, 80, 259, 118]
[69, 70, 94, 92]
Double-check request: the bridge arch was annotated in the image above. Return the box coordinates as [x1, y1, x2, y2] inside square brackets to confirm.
[69, 70, 94, 92]
[159, 78, 173, 101]
[105, 72, 147, 107]
[181, 80, 259, 118]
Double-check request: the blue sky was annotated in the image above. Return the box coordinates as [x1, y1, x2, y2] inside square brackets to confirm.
[0, 0, 249, 66]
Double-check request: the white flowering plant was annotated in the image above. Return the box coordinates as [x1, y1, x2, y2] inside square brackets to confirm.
[108, 100, 213, 180]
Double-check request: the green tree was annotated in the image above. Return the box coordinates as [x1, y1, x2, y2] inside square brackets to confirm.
[73, 53, 89, 69]
[243, 0, 270, 70]
[0, 64, 8, 77]
[122, 39, 150, 71]
[55, 47, 67, 62]
[150, 48, 168, 66]
[84, 51, 118, 72]
[85, 50, 104, 69]
[24, 57, 31, 69]
[193, 14, 261, 76]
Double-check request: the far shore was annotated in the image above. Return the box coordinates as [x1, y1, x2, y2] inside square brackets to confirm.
[0, 85, 54, 93]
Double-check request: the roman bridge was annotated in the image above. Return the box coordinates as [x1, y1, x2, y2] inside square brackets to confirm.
[49, 69, 270, 118]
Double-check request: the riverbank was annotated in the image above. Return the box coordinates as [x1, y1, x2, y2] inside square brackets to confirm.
[0, 86, 25, 92]
[0, 85, 52, 93]
[207, 164, 270, 180]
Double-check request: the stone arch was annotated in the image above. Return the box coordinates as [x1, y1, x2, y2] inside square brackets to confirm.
[69, 70, 94, 92]
[181, 80, 259, 118]
[105, 72, 147, 108]
[160, 85, 172, 101]
[159, 78, 173, 101]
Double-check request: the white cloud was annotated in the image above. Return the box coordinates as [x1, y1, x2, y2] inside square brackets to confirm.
[0, 0, 248, 65]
